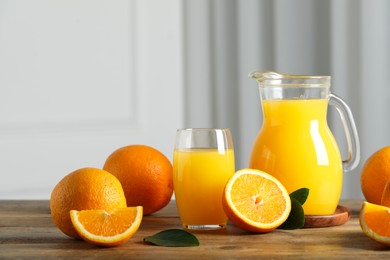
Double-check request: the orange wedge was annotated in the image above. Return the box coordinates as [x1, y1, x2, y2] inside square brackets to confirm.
[70, 206, 143, 247]
[222, 168, 291, 233]
[359, 201, 390, 246]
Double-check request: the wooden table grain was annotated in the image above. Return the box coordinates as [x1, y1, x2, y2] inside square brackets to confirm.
[0, 200, 389, 259]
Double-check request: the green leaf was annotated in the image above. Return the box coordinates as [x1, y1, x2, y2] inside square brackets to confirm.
[289, 188, 310, 205]
[278, 188, 309, 230]
[278, 197, 305, 230]
[143, 229, 199, 247]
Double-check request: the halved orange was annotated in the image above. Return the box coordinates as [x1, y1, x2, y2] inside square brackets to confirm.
[70, 206, 143, 247]
[359, 201, 390, 246]
[222, 168, 291, 233]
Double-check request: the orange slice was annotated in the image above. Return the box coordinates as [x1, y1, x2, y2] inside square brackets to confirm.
[359, 201, 390, 246]
[70, 206, 143, 247]
[380, 181, 390, 207]
[222, 168, 291, 233]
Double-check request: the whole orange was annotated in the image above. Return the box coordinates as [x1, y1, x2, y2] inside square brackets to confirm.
[361, 146, 390, 204]
[103, 145, 173, 215]
[50, 167, 127, 238]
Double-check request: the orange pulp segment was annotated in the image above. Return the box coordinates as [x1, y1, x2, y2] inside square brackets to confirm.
[70, 206, 143, 247]
[359, 201, 390, 245]
[222, 168, 291, 233]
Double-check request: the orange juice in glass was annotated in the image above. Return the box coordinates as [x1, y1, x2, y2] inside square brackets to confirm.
[249, 71, 360, 215]
[173, 128, 235, 230]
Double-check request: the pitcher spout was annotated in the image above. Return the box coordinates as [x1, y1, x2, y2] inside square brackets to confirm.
[249, 71, 284, 83]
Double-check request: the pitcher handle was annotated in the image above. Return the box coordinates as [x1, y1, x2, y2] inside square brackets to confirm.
[329, 94, 360, 172]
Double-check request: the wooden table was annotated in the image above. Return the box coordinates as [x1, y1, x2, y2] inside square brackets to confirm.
[1, 200, 389, 259]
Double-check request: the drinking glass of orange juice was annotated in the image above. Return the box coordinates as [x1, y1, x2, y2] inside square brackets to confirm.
[173, 128, 235, 230]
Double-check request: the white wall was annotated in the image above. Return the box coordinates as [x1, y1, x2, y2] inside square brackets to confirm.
[0, 0, 183, 199]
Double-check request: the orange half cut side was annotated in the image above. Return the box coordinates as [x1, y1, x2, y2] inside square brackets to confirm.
[222, 168, 291, 233]
[70, 206, 143, 247]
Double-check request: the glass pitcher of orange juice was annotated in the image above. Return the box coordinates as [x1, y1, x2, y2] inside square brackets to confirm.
[249, 71, 360, 215]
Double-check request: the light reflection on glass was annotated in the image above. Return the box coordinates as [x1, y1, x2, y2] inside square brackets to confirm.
[310, 120, 329, 166]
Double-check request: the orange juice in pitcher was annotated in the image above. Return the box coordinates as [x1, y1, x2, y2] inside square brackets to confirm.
[249, 71, 360, 215]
